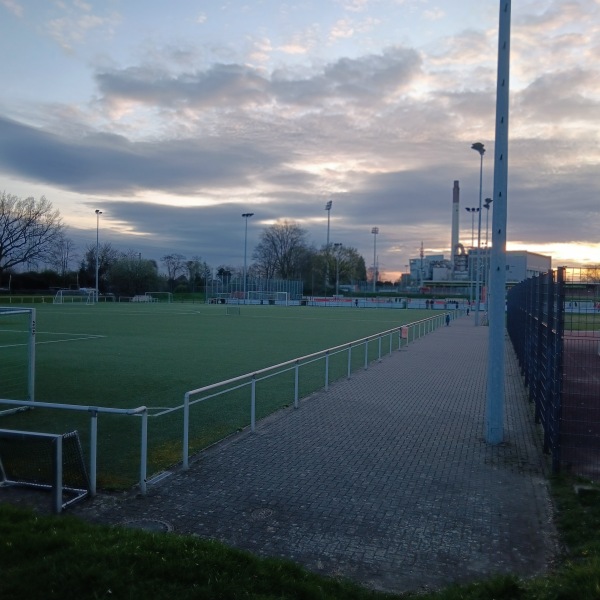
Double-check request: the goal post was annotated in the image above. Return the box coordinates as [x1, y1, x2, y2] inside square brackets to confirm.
[0, 429, 90, 513]
[0, 308, 35, 415]
[144, 292, 173, 303]
[53, 289, 95, 304]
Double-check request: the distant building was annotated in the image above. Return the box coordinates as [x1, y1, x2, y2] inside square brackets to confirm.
[408, 250, 551, 285]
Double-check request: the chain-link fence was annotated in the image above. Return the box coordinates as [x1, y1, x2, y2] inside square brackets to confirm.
[507, 266, 600, 476]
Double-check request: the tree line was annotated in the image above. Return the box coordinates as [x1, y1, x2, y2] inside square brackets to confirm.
[0, 192, 369, 296]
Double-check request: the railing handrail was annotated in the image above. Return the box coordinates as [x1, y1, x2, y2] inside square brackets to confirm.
[185, 314, 445, 399]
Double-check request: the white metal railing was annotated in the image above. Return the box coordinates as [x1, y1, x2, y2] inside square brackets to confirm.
[180, 312, 455, 468]
[0, 399, 148, 496]
[0, 311, 458, 491]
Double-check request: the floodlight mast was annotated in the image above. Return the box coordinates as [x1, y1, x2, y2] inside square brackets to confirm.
[95, 209, 102, 303]
[371, 227, 379, 293]
[242, 213, 254, 303]
[471, 142, 485, 326]
[325, 201, 333, 294]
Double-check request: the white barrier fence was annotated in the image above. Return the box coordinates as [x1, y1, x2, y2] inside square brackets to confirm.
[0, 311, 458, 493]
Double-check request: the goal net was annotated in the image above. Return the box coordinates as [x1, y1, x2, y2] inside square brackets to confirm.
[53, 289, 95, 304]
[0, 429, 89, 513]
[145, 292, 173, 303]
[246, 291, 289, 305]
[0, 308, 35, 413]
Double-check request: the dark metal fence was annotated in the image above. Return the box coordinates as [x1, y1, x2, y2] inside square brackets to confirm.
[507, 267, 600, 476]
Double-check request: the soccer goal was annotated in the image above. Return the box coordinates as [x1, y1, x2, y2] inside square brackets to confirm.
[53, 289, 95, 304]
[0, 429, 90, 513]
[145, 292, 173, 303]
[0, 308, 35, 416]
[226, 305, 241, 316]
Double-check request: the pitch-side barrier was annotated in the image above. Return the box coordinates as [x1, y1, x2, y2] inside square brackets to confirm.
[179, 312, 456, 469]
[0, 399, 148, 496]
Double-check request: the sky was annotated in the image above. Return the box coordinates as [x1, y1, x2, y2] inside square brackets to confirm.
[0, 0, 599, 281]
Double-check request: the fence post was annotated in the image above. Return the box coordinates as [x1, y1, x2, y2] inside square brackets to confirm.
[325, 351, 330, 391]
[389, 332, 393, 355]
[140, 409, 148, 496]
[347, 344, 352, 379]
[52, 435, 63, 514]
[251, 375, 256, 432]
[364, 339, 369, 369]
[183, 393, 190, 470]
[294, 360, 300, 409]
[378, 336, 382, 362]
[89, 409, 98, 496]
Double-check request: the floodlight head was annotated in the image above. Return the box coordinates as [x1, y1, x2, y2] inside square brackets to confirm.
[242, 212, 254, 218]
[95, 209, 102, 215]
[471, 142, 485, 156]
[371, 227, 379, 234]
[325, 200, 332, 211]
[484, 198, 493, 209]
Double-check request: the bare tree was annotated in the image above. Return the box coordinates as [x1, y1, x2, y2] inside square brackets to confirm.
[185, 256, 211, 291]
[0, 192, 63, 273]
[161, 254, 186, 287]
[253, 220, 308, 279]
[47, 230, 77, 279]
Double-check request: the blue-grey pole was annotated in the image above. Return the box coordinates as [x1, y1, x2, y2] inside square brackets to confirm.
[486, 0, 511, 445]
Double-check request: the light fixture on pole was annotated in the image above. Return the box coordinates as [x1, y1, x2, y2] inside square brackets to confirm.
[333, 243, 342, 296]
[95, 209, 102, 303]
[464, 207, 479, 247]
[471, 142, 485, 326]
[371, 227, 379, 293]
[242, 213, 254, 303]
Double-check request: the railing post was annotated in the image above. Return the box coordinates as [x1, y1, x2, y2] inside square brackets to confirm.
[347, 344, 352, 379]
[251, 375, 256, 432]
[389, 332, 393, 356]
[89, 409, 98, 496]
[52, 435, 63, 514]
[294, 361, 299, 409]
[364, 339, 369, 369]
[140, 409, 148, 496]
[183, 393, 190, 470]
[325, 351, 330, 391]
[378, 336, 382, 362]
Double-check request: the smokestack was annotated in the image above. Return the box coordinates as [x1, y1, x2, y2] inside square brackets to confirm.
[451, 180, 460, 271]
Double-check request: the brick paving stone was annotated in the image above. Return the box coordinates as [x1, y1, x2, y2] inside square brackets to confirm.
[1, 315, 559, 594]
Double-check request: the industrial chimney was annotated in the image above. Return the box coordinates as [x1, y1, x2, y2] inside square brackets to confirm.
[451, 180, 460, 272]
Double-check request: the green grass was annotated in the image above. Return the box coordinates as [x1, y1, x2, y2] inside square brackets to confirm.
[1, 303, 433, 486]
[2, 474, 600, 599]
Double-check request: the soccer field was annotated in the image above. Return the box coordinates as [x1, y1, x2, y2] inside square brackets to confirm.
[2, 302, 434, 487]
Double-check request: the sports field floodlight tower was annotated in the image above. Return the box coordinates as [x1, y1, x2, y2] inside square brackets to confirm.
[371, 227, 379, 293]
[95, 209, 102, 303]
[242, 213, 254, 303]
[471, 142, 485, 327]
[324, 200, 333, 294]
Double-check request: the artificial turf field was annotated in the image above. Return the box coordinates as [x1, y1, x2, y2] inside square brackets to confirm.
[1, 302, 433, 487]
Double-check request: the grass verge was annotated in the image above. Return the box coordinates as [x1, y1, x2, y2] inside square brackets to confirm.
[2, 474, 600, 599]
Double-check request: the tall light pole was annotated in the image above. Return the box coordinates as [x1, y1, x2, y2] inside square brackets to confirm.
[472, 142, 485, 326]
[95, 209, 102, 303]
[325, 201, 332, 295]
[333, 243, 342, 296]
[483, 197, 493, 307]
[371, 227, 379, 293]
[465, 207, 479, 305]
[242, 213, 254, 303]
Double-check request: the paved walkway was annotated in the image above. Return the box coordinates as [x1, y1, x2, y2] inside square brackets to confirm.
[4, 315, 558, 594]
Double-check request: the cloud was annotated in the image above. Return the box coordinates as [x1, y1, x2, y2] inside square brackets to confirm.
[43, 0, 120, 52]
[1, 0, 23, 18]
